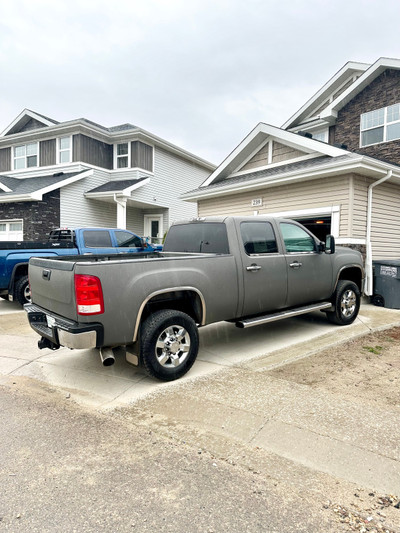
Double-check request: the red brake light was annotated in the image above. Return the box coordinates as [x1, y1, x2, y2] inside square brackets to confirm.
[75, 274, 104, 315]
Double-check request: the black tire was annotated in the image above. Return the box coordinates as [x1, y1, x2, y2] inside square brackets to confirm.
[326, 280, 360, 325]
[372, 294, 385, 307]
[140, 309, 199, 381]
[15, 275, 31, 305]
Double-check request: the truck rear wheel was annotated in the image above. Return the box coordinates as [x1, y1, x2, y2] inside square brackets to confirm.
[15, 275, 31, 305]
[326, 280, 360, 325]
[140, 309, 199, 381]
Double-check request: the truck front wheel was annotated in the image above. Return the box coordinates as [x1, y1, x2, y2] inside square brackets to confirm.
[326, 280, 360, 325]
[15, 275, 31, 305]
[140, 309, 199, 381]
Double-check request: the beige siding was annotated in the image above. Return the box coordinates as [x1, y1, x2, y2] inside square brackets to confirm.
[240, 143, 269, 171]
[352, 175, 370, 238]
[272, 142, 307, 163]
[370, 181, 400, 259]
[199, 176, 351, 237]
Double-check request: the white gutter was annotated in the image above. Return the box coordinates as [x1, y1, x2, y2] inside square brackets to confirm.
[365, 169, 392, 295]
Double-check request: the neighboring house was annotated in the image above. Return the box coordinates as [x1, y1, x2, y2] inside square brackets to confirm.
[182, 57, 400, 296]
[0, 109, 215, 243]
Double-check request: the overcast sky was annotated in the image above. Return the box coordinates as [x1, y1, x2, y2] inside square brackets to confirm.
[1, 0, 400, 165]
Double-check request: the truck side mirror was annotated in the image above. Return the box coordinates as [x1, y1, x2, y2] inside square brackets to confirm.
[325, 235, 335, 254]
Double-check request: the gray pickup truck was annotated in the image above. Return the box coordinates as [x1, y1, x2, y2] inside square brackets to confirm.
[25, 216, 364, 381]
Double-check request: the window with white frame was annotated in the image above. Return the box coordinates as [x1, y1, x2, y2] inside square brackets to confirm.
[58, 136, 72, 163]
[13, 143, 38, 169]
[0, 220, 23, 241]
[116, 143, 129, 168]
[361, 103, 400, 146]
[312, 128, 329, 142]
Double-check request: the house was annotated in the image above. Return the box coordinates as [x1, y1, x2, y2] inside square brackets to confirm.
[182, 58, 400, 295]
[0, 109, 215, 243]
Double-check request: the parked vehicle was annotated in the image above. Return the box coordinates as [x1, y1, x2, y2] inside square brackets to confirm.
[1, 227, 158, 304]
[25, 216, 364, 381]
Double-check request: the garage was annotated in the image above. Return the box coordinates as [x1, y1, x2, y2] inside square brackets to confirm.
[0, 220, 23, 241]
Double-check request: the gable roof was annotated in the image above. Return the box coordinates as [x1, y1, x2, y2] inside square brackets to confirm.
[2, 109, 59, 136]
[200, 122, 347, 188]
[283, 58, 400, 131]
[0, 169, 93, 203]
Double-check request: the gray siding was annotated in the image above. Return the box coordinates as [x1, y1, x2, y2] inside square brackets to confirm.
[0, 147, 11, 172]
[73, 134, 113, 169]
[130, 146, 211, 226]
[40, 139, 56, 167]
[131, 141, 153, 171]
[370, 181, 400, 259]
[60, 168, 116, 228]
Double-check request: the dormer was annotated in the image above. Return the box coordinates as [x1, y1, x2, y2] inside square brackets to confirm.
[1, 109, 59, 136]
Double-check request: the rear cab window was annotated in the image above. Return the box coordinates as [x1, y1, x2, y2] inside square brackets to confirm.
[83, 230, 113, 248]
[163, 223, 229, 254]
[240, 221, 278, 255]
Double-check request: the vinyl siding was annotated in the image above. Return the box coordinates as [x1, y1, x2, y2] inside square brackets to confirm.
[73, 134, 113, 169]
[271, 142, 307, 163]
[198, 176, 351, 237]
[40, 139, 56, 167]
[240, 143, 269, 171]
[133, 146, 211, 226]
[352, 175, 369, 238]
[0, 147, 11, 172]
[370, 181, 400, 259]
[60, 168, 116, 228]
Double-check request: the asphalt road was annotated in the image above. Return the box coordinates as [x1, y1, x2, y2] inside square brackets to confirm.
[1, 381, 338, 533]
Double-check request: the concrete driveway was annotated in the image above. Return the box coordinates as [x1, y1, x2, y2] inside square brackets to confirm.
[1, 298, 400, 409]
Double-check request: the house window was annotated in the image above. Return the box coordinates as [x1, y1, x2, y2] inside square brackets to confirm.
[114, 141, 154, 171]
[312, 129, 328, 142]
[58, 136, 72, 163]
[13, 143, 38, 169]
[116, 143, 129, 168]
[361, 104, 400, 146]
[0, 219, 23, 241]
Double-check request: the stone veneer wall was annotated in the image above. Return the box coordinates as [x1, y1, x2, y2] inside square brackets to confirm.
[333, 69, 400, 164]
[0, 190, 60, 241]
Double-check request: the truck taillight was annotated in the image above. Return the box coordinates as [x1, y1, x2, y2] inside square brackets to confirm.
[75, 274, 104, 315]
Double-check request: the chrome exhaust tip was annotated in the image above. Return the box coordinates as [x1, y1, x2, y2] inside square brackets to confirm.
[99, 347, 115, 367]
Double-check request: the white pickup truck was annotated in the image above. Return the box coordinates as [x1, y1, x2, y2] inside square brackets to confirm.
[25, 216, 364, 381]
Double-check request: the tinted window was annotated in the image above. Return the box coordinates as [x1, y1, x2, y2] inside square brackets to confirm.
[240, 222, 278, 255]
[115, 231, 142, 247]
[83, 230, 112, 248]
[164, 223, 229, 254]
[280, 223, 316, 253]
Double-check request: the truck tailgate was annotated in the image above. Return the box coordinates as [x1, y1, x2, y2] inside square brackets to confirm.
[29, 257, 77, 321]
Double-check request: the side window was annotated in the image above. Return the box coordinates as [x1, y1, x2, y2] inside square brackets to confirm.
[280, 223, 316, 253]
[240, 222, 278, 255]
[115, 231, 142, 247]
[83, 230, 113, 248]
[163, 223, 229, 254]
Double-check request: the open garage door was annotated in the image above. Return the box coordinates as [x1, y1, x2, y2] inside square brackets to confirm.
[294, 216, 331, 241]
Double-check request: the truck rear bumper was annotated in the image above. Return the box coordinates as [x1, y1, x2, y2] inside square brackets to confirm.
[25, 303, 104, 350]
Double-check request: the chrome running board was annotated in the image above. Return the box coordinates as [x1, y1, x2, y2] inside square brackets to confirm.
[235, 302, 333, 329]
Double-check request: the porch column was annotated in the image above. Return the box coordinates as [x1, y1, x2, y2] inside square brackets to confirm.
[115, 196, 127, 229]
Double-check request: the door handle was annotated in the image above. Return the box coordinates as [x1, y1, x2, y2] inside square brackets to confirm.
[289, 262, 302, 268]
[246, 264, 262, 272]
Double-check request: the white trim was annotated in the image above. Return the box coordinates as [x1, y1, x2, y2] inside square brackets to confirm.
[282, 61, 370, 129]
[336, 238, 366, 244]
[0, 181, 12, 193]
[144, 214, 163, 242]
[321, 57, 400, 122]
[201, 122, 348, 188]
[12, 141, 39, 170]
[57, 135, 72, 164]
[231, 153, 318, 178]
[1, 109, 57, 136]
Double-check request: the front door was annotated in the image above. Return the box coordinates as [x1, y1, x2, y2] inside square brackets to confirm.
[239, 220, 288, 317]
[144, 215, 163, 244]
[279, 221, 333, 307]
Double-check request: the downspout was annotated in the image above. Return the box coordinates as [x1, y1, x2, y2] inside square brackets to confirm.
[365, 169, 392, 295]
[113, 194, 127, 230]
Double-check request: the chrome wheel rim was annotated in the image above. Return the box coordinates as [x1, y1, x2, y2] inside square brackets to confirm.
[155, 325, 190, 368]
[24, 284, 32, 303]
[341, 289, 356, 318]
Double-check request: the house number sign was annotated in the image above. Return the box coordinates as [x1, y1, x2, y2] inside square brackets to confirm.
[251, 198, 263, 207]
